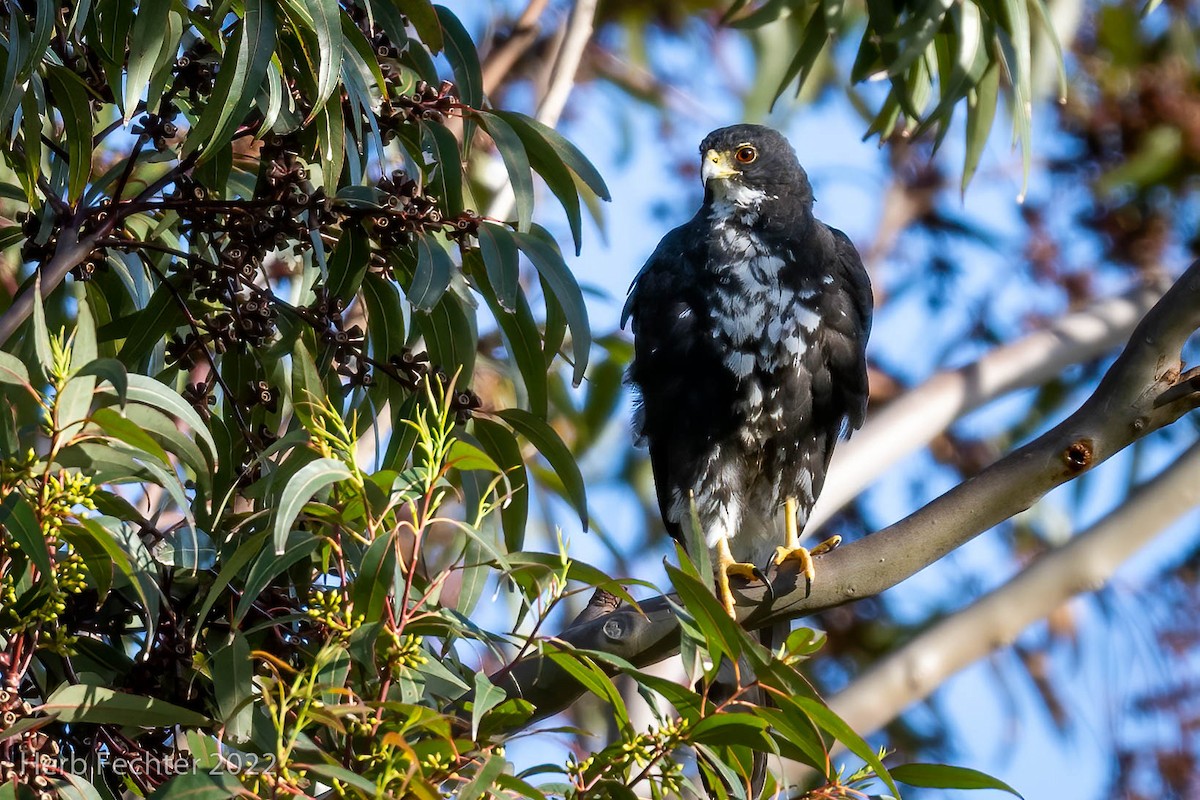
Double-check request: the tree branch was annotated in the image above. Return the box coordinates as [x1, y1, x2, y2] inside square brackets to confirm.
[808, 282, 1166, 530]
[486, 0, 598, 222]
[489, 260, 1200, 722]
[818, 435, 1200, 748]
[0, 226, 103, 347]
[480, 0, 552, 97]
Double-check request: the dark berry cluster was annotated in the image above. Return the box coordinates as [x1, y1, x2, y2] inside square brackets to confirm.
[383, 350, 481, 422]
[172, 41, 217, 102]
[132, 109, 180, 152]
[365, 170, 480, 252]
[0, 687, 58, 799]
[378, 80, 460, 139]
[182, 381, 216, 421]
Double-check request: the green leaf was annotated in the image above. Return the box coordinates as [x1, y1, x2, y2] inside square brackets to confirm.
[314, 91, 346, 188]
[434, 5, 482, 109]
[192, 530, 269, 641]
[145, 9, 185, 114]
[59, 524, 114, 601]
[212, 631, 254, 743]
[124, 0, 174, 121]
[891, 763, 1023, 797]
[544, 649, 629, 730]
[351, 531, 397, 621]
[75, 358, 129, 405]
[510, 230, 591, 386]
[446, 440, 503, 474]
[665, 562, 748, 668]
[421, 120, 464, 216]
[147, 772, 246, 798]
[235, 532, 321, 623]
[273, 457, 352, 553]
[116, 401, 213, 483]
[415, 290, 476, 380]
[68, 519, 151, 614]
[43, 66, 94, 202]
[187, 0, 277, 165]
[962, 60, 1000, 192]
[51, 773, 107, 800]
[477, 113, 534, 232]
[998, 0, 1032, 198]
[41, 684, 209, 727]
[497, 408, 587, 529]
[472, 418, 528, 553]
[109, 276, 187, 368]
[690, 712, 770, 745]
[468, 249, 547, 418]
[0, 493, 51, 582]
[497, 112, 610, 202]
[126, 373, 217, 458]
[326, 224, 370, 303]
[409, 232, 454, 311]
[492, 111, 583, 253]
[795, 696, 899, 797]
[296, 763, 377, 793]
[292, 0, 343, 121]
[476, 222, 520, 312]
[0, 351, 31, 389]
[397, 0, 442, 53]
[470, 671, 505, 740]
[91, 406, 172, 467]
[775, 15, 829, 100]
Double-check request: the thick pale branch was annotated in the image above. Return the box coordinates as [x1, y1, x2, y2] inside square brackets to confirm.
[809, 283, 1166, 530]
[490, 260, 1200, 721]
[821, 436, 1200, 744]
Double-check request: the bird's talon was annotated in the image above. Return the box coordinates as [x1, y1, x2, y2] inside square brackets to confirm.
[725, 561, 759, 580]
[810, 534, 842, 557]
[774, 545, 817, 597]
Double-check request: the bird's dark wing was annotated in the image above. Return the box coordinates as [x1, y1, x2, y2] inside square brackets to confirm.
[823, 225, 872, 435]
[624, 223, 738, 541]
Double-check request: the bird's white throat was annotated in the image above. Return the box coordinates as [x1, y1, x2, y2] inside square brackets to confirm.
[708, 179, 771, 217]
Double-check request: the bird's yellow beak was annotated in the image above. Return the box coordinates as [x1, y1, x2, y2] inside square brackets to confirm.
[702, 149, 739, 185]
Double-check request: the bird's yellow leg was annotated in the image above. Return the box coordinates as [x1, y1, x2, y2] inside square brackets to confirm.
[773, 497, 842, 596]
[715, 533, 758, 617]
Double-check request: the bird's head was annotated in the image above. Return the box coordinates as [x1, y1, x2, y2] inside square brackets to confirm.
[698, 124, 812, 212]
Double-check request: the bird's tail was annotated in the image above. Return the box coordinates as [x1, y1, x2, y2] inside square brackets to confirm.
[705, 620, 787, 799]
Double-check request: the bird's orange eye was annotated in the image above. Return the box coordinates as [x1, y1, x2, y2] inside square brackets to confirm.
[734, 145, 757, 164]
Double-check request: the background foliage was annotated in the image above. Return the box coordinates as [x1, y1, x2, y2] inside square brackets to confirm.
[0, 0, 1197, 798]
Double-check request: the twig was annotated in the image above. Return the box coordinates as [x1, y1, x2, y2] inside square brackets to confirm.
[480, 0, 552, 96]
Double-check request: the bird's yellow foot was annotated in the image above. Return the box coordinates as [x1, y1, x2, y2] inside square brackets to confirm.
[716, 560, 760, 617]
[773, 535, 842, 597]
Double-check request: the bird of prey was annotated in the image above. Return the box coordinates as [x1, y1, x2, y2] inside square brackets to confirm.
[622, 124, 871, 618]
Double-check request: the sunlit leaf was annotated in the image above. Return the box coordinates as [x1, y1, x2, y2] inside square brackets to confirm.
[124, 0, 174, 121]
[891, 763, 1024, 796]
[497, 407, 587, 529]
[42, 684, 209, 727]
[43, 66, 94, 202]
[434, 5, 482, 109]
[187, 0, 277, 165]
[272, 457, 352, 553]
[511, 229, 591, 386]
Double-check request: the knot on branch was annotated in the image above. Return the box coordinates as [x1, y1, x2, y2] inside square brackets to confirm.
[1062, 439, 1094, 474]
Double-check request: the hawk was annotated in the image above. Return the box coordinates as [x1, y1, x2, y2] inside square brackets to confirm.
[622, 124, 872, 617]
